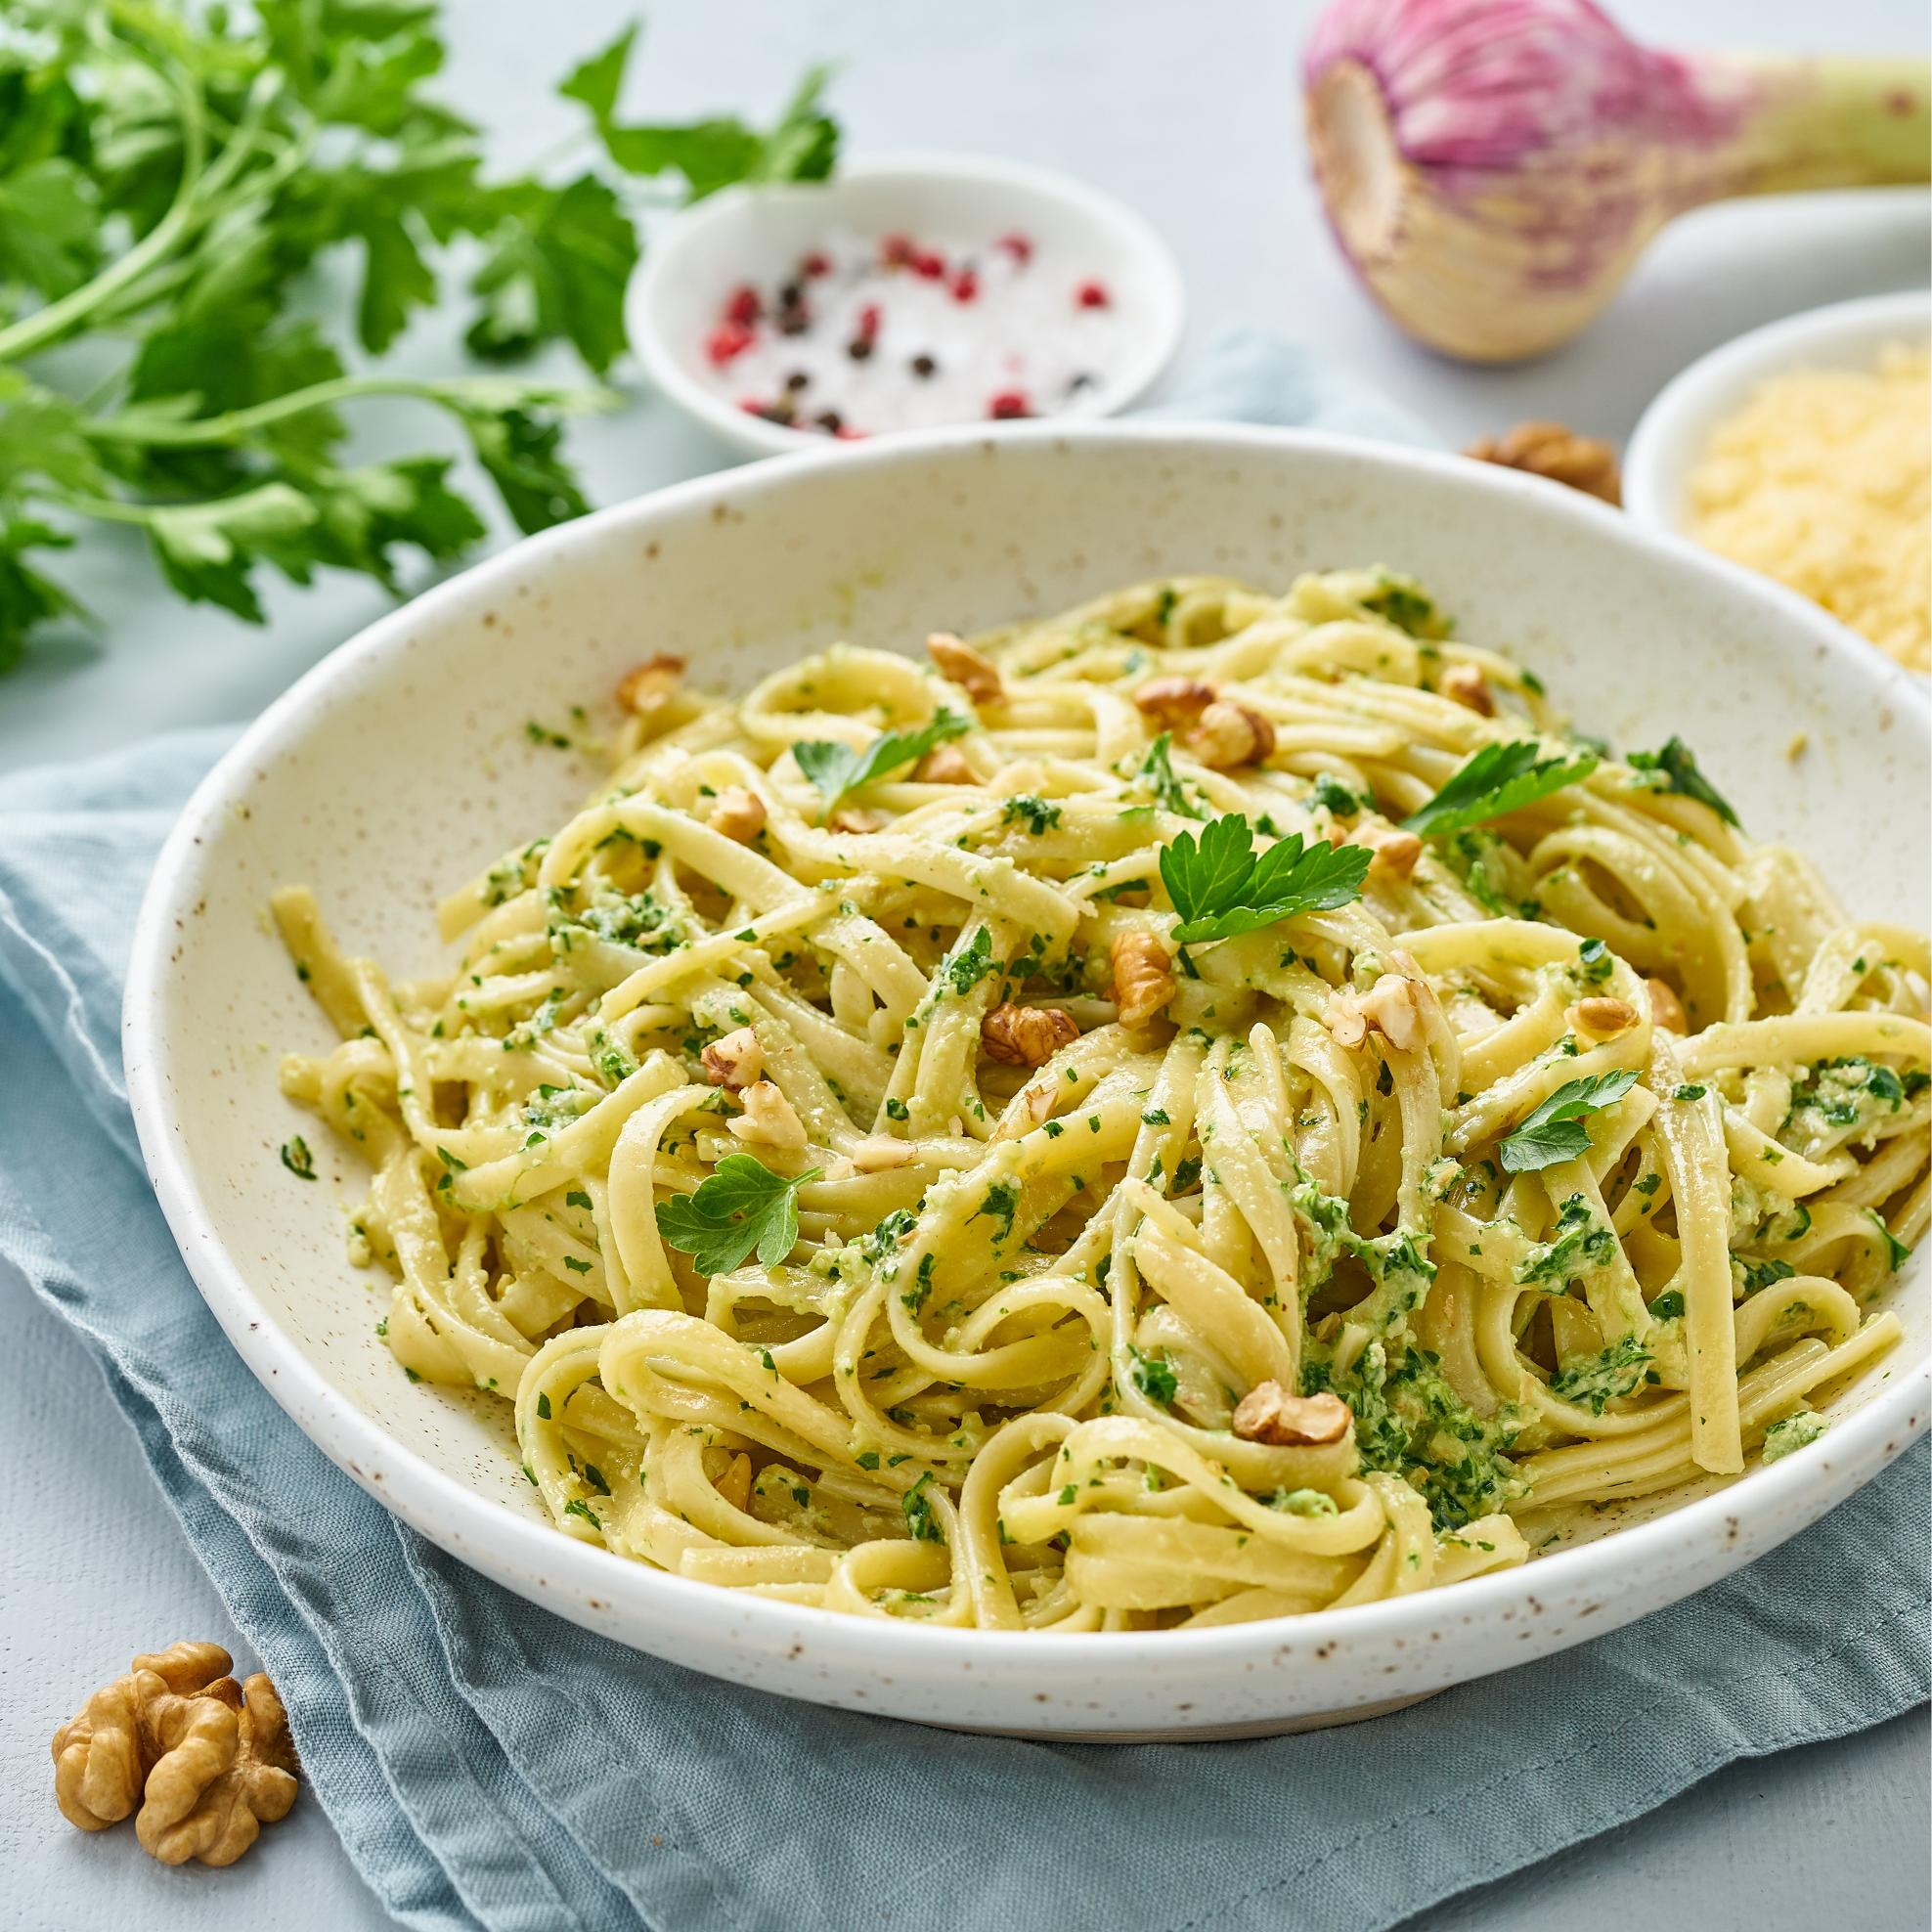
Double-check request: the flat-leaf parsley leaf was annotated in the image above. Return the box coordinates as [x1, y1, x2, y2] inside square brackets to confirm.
[1499, 1070, 1639, 1173]
[793, 710, 968, 819]
[1160, 813, 1371, 944]
[655, 1153, 823, 1274]
[1402, 741, 1599, 838]
[1626, 735, 1740, 827]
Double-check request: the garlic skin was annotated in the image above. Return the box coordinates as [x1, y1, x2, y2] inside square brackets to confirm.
[1304, 0, 1931, 363]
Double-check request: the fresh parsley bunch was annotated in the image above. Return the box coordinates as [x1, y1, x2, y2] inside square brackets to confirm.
[0, 4, 839, 670]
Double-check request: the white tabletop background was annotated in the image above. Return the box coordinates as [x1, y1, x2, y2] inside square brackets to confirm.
[2, 2, 1926, 1926]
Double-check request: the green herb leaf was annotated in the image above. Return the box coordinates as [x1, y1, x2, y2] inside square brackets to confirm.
[793, 710, 968, 819]
[1499, 1069, 1640, 1173]
[1626, 736, 1740, 827]
[1402, 741, 1599, 838]
[1160, 813, 1370, 944]
[1127, 1345, 1178, 1405]
[572, 29, 841, 199]
[1360, 574, 1439, 637]
[1136, 731, 1202, 818]
[902, 1471, 944, 1543]
[654, 1153, 822, 1275]
[465, 174, 638, 373]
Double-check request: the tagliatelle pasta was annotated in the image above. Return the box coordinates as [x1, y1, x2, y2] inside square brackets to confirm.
[275, 567, 1926, 1631]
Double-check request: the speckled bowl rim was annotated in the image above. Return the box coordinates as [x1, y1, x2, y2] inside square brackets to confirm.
[627, 151, 1187, 457]
[124, 422, 1929, 1730]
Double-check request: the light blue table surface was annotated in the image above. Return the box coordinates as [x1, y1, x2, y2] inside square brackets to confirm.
[3, 3, 1927, 1926]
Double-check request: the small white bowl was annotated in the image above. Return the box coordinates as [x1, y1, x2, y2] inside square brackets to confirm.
[1624, 289, 1931, 538]
[628, 153, 1186, 457]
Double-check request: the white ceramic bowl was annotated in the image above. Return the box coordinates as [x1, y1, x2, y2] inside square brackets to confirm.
[124, 425, 1930, 1739]
[628, 153, 1185, 457]
[1624, 289, 1932, 537]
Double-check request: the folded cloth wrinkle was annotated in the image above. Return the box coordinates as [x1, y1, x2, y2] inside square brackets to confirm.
[0, 336, 1922, 1932]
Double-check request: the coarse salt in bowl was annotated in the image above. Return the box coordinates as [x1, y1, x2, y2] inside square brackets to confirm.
[629, 153, 1187, 457]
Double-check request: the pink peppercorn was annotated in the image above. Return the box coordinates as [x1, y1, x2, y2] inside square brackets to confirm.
[912, 249, 945, 279]
[724, 285, 761, 326]
[881, 233, 915, 268]
[800, 250, 832, 278]
[1076, 280, 1111, 309]
[856, 303, 882, 340]
[988, 390, 1031, 419]
[707, 322, 755, 366]
[951, 268, 979, 303]
[995, 233, 1033, 265]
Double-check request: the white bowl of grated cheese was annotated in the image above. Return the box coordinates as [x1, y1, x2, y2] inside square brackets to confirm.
[1624, 290, 1931, 672]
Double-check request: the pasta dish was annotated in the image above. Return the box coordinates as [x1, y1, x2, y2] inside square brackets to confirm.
[275, 569, 1927, 1631]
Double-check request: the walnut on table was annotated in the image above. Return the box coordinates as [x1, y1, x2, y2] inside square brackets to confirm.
[52, 1642, 298, 1868]
[1465, 420, 1622, 506]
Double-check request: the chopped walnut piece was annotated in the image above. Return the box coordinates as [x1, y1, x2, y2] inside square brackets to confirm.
[700, 1026, 764, 1091]
[1132, 676, 1216, 726]
[1349, 822, 1423, 882]
[992, 1076, 1062, 1140]
[1231, 1383, 1352, 1447]
[1465, 420, 1622, 505]
[707, 786, 766, 842]
[716, 1452, 753, 1512]
[1362, 974, 1428, 1053]
[1110, 931, 1176, 1029]
[1439, 664, 1495, 716]
[1568, 995, 1638, 1041]
[852, 1134, 917, 1171]
[1326, 970, 1431, 1055]
[1647, 977, 1689, 1032]
[137, 1672, 297, 1867]
[828, 806, 883, 834]
[927, 631, 1002, 705]
[1187, 700, 1276, 769]
[981, 1001, 1079, 1068]
[915, 743, 975, 784]
[726, 1078, 809, 1149]
[615, 652, 685, 715]
[52, 1644, 297, 1867]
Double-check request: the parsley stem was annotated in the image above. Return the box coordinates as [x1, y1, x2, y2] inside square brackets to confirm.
[81, 375, 616, 446]
[0, 62, 287, 365]
[41, 492, 178, 528]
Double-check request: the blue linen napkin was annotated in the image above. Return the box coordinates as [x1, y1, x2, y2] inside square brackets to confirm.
[1, 335, 1925, 1932]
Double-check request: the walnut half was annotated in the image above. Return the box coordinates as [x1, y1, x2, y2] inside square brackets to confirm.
[52, 1643, 297, 1867]
[1110, 931, 1176, 1029]
[981, 1001, 1079, 1067]
[137, 1673, 298, 1868]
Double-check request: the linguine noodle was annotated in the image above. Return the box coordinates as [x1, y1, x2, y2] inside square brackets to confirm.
[276, 568, 1926, 1631]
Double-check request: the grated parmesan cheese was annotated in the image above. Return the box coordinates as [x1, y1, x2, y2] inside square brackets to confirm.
[1687, 344, 1929, 673]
